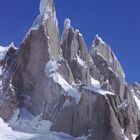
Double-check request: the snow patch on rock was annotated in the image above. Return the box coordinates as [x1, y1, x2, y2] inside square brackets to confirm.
[45, 60, 81, 103]
[95, 34, 105, 44]
[77, 55, 86, 68]
[45, 60, 60, 76]
[133, 95, 140, 110]
[118, 99, 129, 110]
[39, 0, 57, 22]
[121, 129, 129, 140]
[64, 18, 71, 30]
[91, 77, 101, 88]
[131, 89, 140, 110]
[83, 77, 114, 96]
[53, 73, 81, 103]
[40, 0, 52, 15]
[61, 18, 71, 44]
[75, 29, 83, 36]
[0, 46, 9, 60]
[132, 134, 137, 140]
[83, 86, 115, 96]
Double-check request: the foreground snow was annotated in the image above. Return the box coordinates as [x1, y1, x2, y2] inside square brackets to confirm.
[0, 117, 35, 140]
[0, 114, 137, 140]
[0, 119, 86, 140]
[9, 108, 52, 134]
[0, 108, 87, 140]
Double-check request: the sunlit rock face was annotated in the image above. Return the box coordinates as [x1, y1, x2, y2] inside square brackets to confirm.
[10, 0, 68, 116]
[0, 0, 139, 140]
[61, 19, 92, 86]
[90, 35, 125, 81]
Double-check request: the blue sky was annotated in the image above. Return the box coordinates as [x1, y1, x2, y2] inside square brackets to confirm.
[0, 0, 140, 83]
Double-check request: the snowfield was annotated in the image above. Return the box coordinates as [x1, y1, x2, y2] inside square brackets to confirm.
[0, 114, 137, 140]
[0, 119, 86, 140]
[0, 117, 35, 140]
[0, 108, 87, 140]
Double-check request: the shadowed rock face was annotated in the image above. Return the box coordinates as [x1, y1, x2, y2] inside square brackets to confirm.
[0, 44, 18, 121]
[0, 0, 140, 140]
[12, 26, 51, 114]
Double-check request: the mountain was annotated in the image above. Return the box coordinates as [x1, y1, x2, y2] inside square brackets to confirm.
[0, 0, 139, 139]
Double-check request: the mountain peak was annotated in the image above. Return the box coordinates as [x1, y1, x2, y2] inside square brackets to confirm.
[132, 82, 140, 87]
[39, 0, 54, 15]
[94, 34, 105, 45]
[64, 18, 71, 30]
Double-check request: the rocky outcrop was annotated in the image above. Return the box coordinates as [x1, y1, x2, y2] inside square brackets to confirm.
[0, 0, 139, 139]
[0, 43, 18, 121]
[51, 89, 124, 140]
[90, 35, 125, 80]
[61, 19, 91, 85]
[10, 0, 75, 118]
[89, 36, 140, 139]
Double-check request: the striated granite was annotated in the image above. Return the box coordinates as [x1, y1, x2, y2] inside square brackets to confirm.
[0, 0, 139, 140]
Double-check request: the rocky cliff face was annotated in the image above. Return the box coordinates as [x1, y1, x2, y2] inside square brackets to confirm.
[0, 0, 140, 140]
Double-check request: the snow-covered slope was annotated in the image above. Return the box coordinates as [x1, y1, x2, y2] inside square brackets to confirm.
[0, 117, 35, 140]
[0, 116, 87, 140]
[0, 115, 138, 140]
[0, 108, 87, 140]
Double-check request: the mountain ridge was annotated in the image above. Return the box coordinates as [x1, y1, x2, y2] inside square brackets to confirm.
[0, 0, 139, 140]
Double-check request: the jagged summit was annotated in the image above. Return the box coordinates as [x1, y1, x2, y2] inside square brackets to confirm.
[94, 34, 105, 45]
[61, 19, 83, 45]
[64, 18, 71, 30]
[0, 43, 17, 61]
[39, 0, 54, 15]
[133, 82, 140, 86]
[32, 0, 57, 30]
[24, 0, 61, 61]
[39, 0, 56, 22]
[61, 18, 71, 44]
[91, 35, 125, 79]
